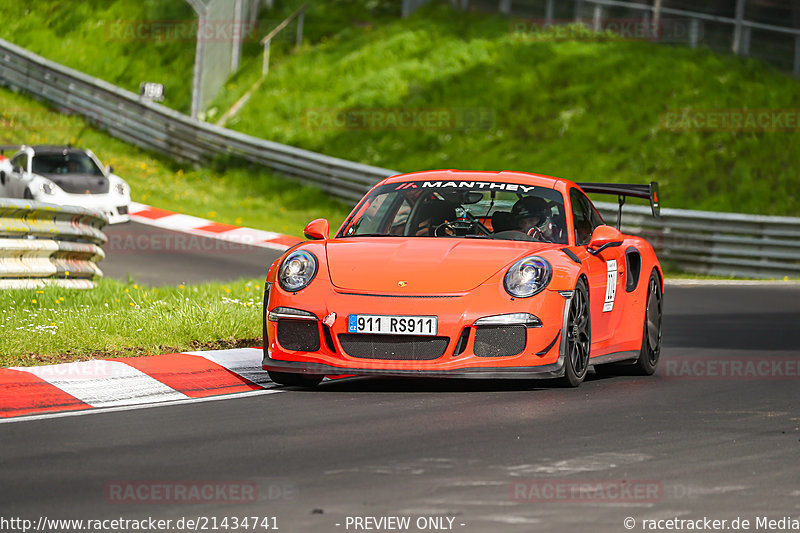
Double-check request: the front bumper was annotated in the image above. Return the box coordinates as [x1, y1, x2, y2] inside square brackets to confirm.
[263, 282, 573, 380]
[262, 355, 566, 379]
[33, 192, 130, 225]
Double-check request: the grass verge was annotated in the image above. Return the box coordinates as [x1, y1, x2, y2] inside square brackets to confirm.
[1, 277, 265, 368]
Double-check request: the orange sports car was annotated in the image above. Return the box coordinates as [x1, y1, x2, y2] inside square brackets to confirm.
[262, 170, 662, 387]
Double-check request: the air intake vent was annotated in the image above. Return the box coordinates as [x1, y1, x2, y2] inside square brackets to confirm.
[277, 319, 320, 352]
[338, 334, 449, 360]
[474, 326, 526, 357]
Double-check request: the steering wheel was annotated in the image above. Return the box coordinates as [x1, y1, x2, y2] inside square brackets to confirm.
[435, 218, 492, 237]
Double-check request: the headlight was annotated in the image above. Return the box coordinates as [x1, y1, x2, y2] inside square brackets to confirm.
[503, 256, 552, 298]
[278, 250, 318, 292]
[114, 182, 128, 195]
[40, 182, 56, 195]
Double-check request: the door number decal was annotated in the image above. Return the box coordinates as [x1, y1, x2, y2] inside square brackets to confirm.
[603, 259, 617, 312]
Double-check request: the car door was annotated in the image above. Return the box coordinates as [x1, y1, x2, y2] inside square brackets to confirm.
[570, 188, 625, 344]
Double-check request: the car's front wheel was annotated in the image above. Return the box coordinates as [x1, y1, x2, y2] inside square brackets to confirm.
[267, 370, 323, 388]
[555, 277, 591, 387]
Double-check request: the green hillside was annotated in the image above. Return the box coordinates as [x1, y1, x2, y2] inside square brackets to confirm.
[219, 3, 800, 216]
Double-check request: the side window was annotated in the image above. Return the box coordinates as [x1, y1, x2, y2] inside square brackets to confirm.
[11, 154, 28, 173]
[570, 188, 603, 245]
[342, 193, 390, 236]
[388, 198, 411, 235]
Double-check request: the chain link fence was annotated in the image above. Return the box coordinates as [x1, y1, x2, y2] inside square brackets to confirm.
[406, 0, 800, 76]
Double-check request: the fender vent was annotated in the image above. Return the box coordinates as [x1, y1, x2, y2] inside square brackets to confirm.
[625, 248, 642, 292]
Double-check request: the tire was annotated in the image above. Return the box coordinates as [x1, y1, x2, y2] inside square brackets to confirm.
[267, 370, 323, 388]
[555, 277, 591, 387]
[23, 188, 34, 200]
[631, 269, 663, 375]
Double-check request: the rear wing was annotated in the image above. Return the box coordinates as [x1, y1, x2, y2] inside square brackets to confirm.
[577, 181, 660, 228]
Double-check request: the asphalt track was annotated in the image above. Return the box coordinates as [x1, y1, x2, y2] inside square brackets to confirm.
[101, 221, 283, 285]
[2, 283, 799, 532]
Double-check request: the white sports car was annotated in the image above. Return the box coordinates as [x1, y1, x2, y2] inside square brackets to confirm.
[0, 145, 131, 224]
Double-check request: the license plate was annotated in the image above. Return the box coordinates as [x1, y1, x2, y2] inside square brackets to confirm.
[348, 314, 437, 336]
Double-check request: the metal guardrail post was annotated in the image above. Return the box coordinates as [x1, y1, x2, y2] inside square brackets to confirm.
[296, 11, 305, 46]
[262, 39, 271, 75]
[545, 0, 554, 24]
[653, 0, 662, 29]
[795, 35, 800, 78]
[742, 26, 751, 56]
[689, 19, 700, 48]
[499, 0, 511, 16]
[592, 4, 603, 32]
[260, 3, 308, 77]
[732, 0, 746, 54]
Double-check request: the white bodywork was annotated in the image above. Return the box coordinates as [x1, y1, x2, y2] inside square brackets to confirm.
[0, 146, 131, 224]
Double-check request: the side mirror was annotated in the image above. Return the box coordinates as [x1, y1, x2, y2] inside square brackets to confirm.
[13, 165, 22, 174]
[107, 165, 114, 174]
[303, 218, 329, 241]
[587, 225, 623, 255]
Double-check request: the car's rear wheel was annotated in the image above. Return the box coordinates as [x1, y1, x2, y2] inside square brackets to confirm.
[267, 370, 323, 388]
[23, 188, 33, 200]
[555, 277, 591, 387]
[632, 269, 662, 375]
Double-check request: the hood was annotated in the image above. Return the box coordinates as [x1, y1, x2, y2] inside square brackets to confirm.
[326, 238, 555, 293]
[40, 173, 109, 194]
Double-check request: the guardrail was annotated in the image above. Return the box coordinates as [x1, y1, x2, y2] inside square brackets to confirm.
[0, 199, 107, 289]
[595, 202, 800, 279]
[2, 38, 800, 278]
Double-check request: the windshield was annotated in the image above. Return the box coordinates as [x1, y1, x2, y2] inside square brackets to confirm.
[32, 152, 104, 176]
[339, 180, 569, 244]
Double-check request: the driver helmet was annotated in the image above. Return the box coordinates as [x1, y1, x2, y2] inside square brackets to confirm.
[511, 196, 549, 229]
